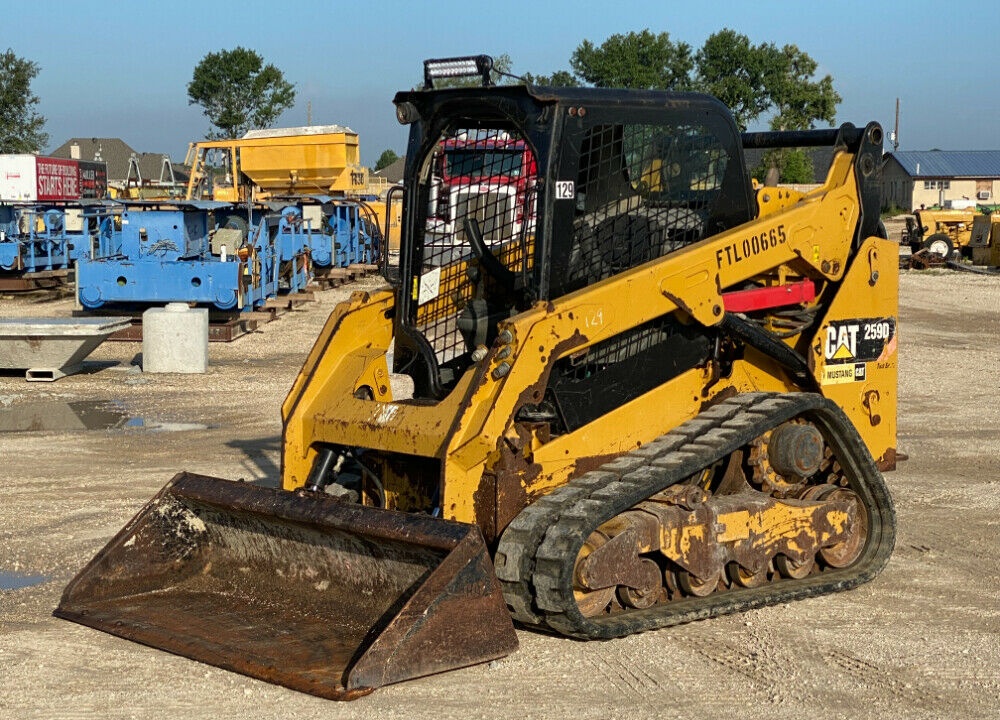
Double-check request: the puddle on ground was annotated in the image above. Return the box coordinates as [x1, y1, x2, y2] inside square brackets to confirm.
[0, 400, 210, 433]
[0, 571, 49, 591]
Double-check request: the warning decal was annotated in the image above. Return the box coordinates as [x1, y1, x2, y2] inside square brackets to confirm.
[417, 266, 442, 305]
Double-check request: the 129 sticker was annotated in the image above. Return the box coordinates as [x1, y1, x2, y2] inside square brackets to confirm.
[555, 180, 575, 199]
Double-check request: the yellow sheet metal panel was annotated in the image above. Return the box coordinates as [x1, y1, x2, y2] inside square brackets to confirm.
[992, 222, 1000, 265]
[277, 143, 889, 526]
[185, 128, 369, 200]
[281, 289, 396, 489]
[810, 237, 898, 468]
[237, 130, 365, 194]
[364, 199, 402, 251]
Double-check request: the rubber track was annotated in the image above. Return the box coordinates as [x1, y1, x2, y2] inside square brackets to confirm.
[495, 392, 896, 639]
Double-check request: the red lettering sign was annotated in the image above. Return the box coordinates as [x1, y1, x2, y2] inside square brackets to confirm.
[36, 157, 81, 201]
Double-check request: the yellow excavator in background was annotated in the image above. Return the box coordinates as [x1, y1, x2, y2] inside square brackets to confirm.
[56, 56, 897, 700]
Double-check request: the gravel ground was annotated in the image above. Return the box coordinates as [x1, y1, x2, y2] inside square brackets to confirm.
[1, 255, 998, 719]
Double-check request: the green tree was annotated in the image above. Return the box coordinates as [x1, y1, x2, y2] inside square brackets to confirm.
[187, 47, 295, 139]
[562, 29, 839, 132]
[569, 30, 694, 90]
[0, 49, 48, 153]
[778, 149, 815, 183]
[764, 44, 840, 131]
[756, 44, 840, 182]
[697, 31, 840, 132]
[752, 149, 817, 185]
[521, 70, 580, 87]
[695, 29, 775, 130]
[562, 29, 840, 182]
[375, 149, 399, 171]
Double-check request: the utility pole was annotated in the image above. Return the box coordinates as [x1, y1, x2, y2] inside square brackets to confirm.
[307, 101, 312, 126]
[892, 98, 900, 152]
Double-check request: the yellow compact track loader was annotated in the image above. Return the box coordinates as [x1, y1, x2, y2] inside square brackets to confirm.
[57, 56, 897, 700]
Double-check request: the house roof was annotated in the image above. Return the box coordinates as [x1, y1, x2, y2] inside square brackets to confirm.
[50, 138, 136, 181]
[129, 152, 185, 184]
[171, 163, 191, 184]
[50, 138, 182, 184]
[886, 150, 1000, 179]
[373, 156, 406, 184]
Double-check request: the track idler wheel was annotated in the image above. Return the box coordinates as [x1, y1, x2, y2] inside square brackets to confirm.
[818, 488, 869, 568]
[675, 568, 723, 597]
[727, 560, 771, 588]
[775, 553, 816, 579]
[572, 526, 662, 616]
[797, 483, 869, 569]
[572, 531, 617, 616]
[617, 560, 662, 609]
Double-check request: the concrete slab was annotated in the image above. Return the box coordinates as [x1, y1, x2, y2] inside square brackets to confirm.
[0, 316, 131, 381]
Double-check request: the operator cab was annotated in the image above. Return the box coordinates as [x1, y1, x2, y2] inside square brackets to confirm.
[390, 56, 755, 401]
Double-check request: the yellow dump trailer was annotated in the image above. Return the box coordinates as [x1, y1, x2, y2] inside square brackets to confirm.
[185, 125, 367, 201]
[185, 126, 399, 250]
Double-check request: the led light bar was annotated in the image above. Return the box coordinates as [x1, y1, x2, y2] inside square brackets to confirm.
[423, 55, 494, 89]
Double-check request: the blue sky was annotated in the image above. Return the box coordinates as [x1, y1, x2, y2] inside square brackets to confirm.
[7, 0, 1000, 165]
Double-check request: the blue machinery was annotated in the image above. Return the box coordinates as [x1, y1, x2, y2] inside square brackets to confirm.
[283, 198, 381, 269]
[0, 204, 114, 281]
[1, 197, 380, 308]
[77, 202, 282, 312]
[74, 199, 381, 312]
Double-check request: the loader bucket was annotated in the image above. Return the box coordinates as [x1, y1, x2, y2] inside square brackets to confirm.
[54, 472, 518, 700]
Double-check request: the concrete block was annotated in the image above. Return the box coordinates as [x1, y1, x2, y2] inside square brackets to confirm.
[142, 303, 208, 374]
[0, 317, 131, 381]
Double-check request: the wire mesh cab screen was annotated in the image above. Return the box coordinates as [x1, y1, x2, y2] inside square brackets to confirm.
[391, 93, 748, 401]
[409, 127, 538, 375]
[516, 116, 743, 429]
[559, 121, 733, 294]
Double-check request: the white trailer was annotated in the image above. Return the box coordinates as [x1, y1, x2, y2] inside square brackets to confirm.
[0, 155, 82, 202]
